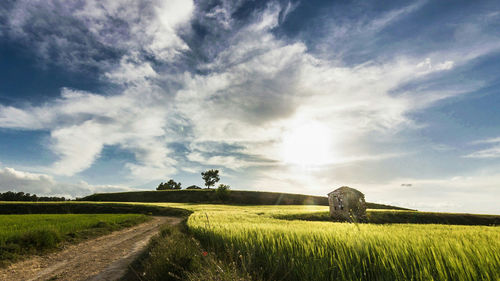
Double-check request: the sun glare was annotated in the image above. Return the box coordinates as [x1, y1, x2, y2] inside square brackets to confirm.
[282, 121, 333, 166]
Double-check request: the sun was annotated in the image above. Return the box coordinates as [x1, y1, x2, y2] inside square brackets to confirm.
[281, 121, 333, 166]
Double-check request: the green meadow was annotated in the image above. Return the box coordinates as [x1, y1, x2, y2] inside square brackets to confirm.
[0, 213, 149, 264]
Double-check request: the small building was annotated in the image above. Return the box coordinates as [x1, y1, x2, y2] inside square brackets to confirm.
[328, 186, 367, 222]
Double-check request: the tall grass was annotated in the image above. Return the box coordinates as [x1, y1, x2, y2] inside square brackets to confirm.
[124, 224, 251, 281]
[172, 205, 500, 281]
[0, 214, 148, 264]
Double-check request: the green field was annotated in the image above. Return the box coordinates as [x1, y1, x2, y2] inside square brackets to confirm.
[147, 203, 500, 281]
[0, 213, 149, 264]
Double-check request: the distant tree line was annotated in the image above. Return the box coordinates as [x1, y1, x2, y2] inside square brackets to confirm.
[0, 191, 68, 201]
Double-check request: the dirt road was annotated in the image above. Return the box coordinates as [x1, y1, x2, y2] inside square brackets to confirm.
[0, 216, 182, 281]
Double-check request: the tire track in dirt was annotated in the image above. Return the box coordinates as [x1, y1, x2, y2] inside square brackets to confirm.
[0, 216, 183, 281]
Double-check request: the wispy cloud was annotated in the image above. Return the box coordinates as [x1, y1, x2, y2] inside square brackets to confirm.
[2, 0, 194, 70]
[464, 137, 500, 159]
[470, 137, 500, 145]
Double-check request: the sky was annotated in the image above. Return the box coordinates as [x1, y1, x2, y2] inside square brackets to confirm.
[0, 0, 499, 214]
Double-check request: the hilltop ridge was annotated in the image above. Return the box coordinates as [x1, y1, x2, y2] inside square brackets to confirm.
[80, 189, 413, 210]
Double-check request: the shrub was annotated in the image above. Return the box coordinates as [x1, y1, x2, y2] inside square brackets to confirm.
[20, 229, 61, 249]
[216, 184, 230, 201]
[141, 225, 202, 280]
[157, 179, 182, 190]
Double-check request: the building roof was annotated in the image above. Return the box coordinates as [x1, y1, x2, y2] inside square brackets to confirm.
[327, 186, 364, 196]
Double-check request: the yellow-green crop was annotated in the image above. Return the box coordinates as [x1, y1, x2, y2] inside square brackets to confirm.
[153, 203, 499, 281]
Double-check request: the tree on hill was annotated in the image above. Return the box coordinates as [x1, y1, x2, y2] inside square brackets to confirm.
[157, 179, 182, 190]
[201, 169, 220, 189]
[186, 185, 202, 190]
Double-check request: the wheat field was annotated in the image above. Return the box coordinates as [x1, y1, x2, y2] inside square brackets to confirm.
[154, 204, 499, 281]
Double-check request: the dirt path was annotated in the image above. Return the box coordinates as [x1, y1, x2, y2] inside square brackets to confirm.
[0, 216, 182, 281]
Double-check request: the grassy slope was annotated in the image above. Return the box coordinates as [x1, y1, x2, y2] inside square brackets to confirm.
[80, 190, 413, 210]
[0, 213, 148, 265]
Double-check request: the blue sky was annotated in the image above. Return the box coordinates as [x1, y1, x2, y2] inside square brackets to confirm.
[0, 0, 499, 213]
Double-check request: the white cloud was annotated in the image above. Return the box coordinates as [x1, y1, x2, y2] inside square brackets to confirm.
[186, 151, 273, 170]
[5, 0, 194, 67]
[187, 152, 247, 169]
[175, 17, 468, 168]
[0, 86, 178, 178]
[49, 121, 106, 176]
[106, 55, 158, 84]
[249, 2, 281, 32]
[470, 136, 500, 145]
[416, 58, 455, 74]
[464, 146, 500, 159]
[143, 0, 194, 61]
[0, 0, 196, 180]
[314, 1, 425, 58]
[205, 6, 232, 30]
[0, 167, 132, 198]
[0, 106, 46, 129]
[364, 173, 500, 214]
[464, 136, 500, 158]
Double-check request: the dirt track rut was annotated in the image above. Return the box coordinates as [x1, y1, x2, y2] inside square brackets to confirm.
[0, 216, 182, 281]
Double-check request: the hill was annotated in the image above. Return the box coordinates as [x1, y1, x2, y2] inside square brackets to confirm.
[80, 189, 412, 210]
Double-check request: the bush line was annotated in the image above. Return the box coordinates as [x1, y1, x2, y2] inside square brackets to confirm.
[0, 202, 192, 217]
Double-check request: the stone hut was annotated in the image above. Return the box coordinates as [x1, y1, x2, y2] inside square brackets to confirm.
[328, 186, 367, 222]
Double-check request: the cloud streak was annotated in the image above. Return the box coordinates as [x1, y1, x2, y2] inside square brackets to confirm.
[465, 137, 500, 159]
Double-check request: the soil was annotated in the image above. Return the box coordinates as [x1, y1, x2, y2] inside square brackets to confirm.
[0, 216, 182, 281]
